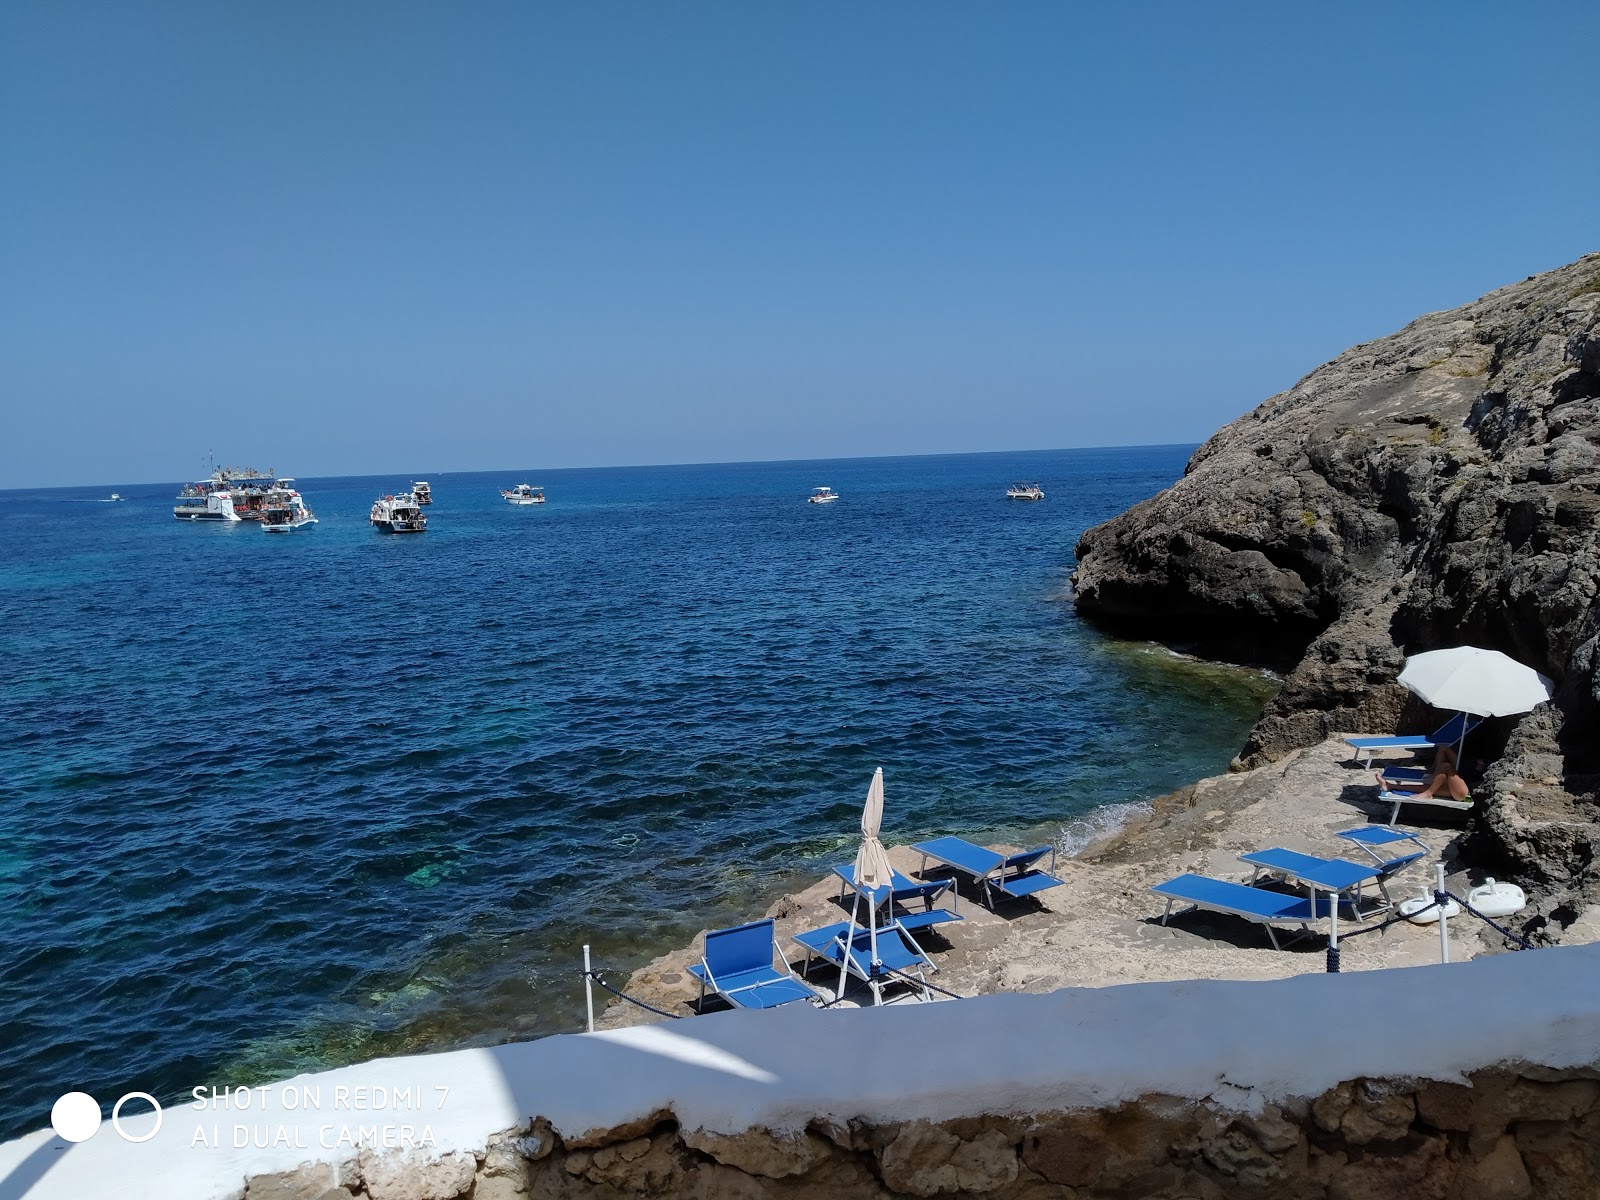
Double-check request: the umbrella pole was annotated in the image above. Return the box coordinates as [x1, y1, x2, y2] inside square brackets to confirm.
[837, 889, 861, 1002]
[868, 894, 882, 1006]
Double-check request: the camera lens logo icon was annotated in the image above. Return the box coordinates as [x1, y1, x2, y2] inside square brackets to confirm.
[50, 1092, 163, 1143]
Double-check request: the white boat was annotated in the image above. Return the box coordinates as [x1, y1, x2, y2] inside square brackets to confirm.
[370, 493, 427, 533]
[108, 493, 125, 502]
[173, 465, 279, 521]
[807, 486, 839, 504]
[261, 482, 318, 532]
[1006, 482, 1045, 501]
[502, 484, 546, 505]
[412, 481, 432, 505]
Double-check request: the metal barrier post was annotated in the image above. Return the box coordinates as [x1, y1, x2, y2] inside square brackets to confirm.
[583, 943, 595, 1032]
[1326, 894, 1340, 973]
[1436, 865, 1450, 964]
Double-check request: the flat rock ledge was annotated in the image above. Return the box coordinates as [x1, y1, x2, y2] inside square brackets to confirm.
[245, 1066, 1600, 1200]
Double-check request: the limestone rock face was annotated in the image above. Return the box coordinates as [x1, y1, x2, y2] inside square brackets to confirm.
[1071, 252, 1600, 919]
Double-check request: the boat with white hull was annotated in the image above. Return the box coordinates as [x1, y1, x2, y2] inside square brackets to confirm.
[173, 466, 280, 521]
[808, 486, 839, 504]
[502, 484, 545, 505]
[412, 481, 433, 505]
[371, 493, 426, 533]
[1006, 482, 1045, 501]
[261, 482, 318, 532]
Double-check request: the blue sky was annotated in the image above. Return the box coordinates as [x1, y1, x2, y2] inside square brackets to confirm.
[3, 2, 1596, 488]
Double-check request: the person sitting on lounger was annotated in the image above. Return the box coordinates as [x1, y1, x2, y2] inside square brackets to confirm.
[1377, 745, 1471, 802]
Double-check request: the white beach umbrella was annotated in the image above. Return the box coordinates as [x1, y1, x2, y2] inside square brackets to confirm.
[837, 768, 896, 1003]
[1397, 647, 1553, 718]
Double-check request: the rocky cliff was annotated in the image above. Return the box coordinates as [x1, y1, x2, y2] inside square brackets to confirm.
[1071, 252, 1600, 929]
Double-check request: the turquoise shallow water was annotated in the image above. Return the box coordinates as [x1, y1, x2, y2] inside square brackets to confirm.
[0, 446, 1275, 1140]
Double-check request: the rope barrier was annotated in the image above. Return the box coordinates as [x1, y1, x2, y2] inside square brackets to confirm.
[1322, 884, 1533, 974]
[881, 966, 965, 1000]
[580, 968, 684, 1020]
[1445, 890, 1536, 951]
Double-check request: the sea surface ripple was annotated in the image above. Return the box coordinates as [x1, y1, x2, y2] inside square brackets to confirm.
[0, 447, 1276, 1140]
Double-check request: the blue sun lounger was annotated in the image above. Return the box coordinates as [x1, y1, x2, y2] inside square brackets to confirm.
[911, 836, 1063, 910]
[1371, 783, 1474, 826]
[1335, 824, 1428, 866]
[1151, 873, 1335, 950]
[688, 919, 819, 1011]
[829, 865, 964, 935]
[1343, 713, 1481, 768]
[1237, 847, 1400, 916]
[791, 919, 934, 1004]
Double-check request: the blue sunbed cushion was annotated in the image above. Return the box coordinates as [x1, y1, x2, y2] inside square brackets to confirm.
[1336, 826, 1424, 848]
[722, 977, 817, 1009]
[703, 919, 782, 978]
[1238, 848, 1378, 892]
[1344, 713, 1481, 753]
[687, 964, 815, 1009]
[913, 836, 1004, 875]
[792, 921, 927, 973]
[896, 909, 963, 933]
[1151, 873, 1332, 921]
[995, 871, 1062, 900]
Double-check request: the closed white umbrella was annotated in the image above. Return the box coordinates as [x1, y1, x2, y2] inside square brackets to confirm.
[838, 768, 896, 1003]
[1397, 647, 1553, 717]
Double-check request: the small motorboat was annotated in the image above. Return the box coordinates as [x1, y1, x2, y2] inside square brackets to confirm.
[502, 484, 546, 505]
[261, 483, 318, 532]
[108, 493, 125, 502]
[807, 486, 839, 504]
[412, 481, 433, 505]
[1006, 482, 1045, 501]
[371, 493, 427, 532]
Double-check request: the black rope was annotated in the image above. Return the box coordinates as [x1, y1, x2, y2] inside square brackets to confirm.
[1333, 904, 1428, 939]
[581, 968, 683, 1019]
[1445, 890, 1536, 951]
[881, 966, 965, 999]
[817, 977, 875, 1009]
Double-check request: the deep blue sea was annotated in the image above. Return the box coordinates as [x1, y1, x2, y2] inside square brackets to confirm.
[0, 447, 1275, 1141]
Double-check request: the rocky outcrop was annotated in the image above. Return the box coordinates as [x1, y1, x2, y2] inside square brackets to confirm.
[1070, 252, 1600, 922]
[243, 1067, 1600, 1199]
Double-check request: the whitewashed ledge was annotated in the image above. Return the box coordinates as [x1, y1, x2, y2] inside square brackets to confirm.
[3, 943, 1599, 1200]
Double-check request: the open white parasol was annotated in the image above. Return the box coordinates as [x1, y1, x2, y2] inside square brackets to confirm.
[1397, 647, 1553, 718]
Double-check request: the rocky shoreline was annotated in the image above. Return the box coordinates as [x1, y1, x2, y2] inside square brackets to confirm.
[600, 735, 1599, 1029]
[1069, 251, 1600, 930]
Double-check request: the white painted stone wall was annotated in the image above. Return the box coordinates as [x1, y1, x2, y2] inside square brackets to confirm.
[2, 943, 1597, 1199]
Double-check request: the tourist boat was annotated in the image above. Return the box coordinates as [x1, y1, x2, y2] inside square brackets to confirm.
[261, 482, 318, 532]
[412, 481, 433, 505]
[370, 493, 427, 533]
[1006, 482, 1045, 501]
[173, 466, 279, 522]
[502, 484, 546, 505]
[807, 486, 840, 504]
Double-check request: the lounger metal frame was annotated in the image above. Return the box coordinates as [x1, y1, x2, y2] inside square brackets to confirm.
[1151, 874, 1334, 950]
[910, 837, 1063, 910]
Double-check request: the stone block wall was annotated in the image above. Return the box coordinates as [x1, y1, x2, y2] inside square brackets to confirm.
[244, 1066, 1600, 1200]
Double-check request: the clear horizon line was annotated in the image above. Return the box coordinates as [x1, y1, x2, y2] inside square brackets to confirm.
[2, 440, 1203, 493]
